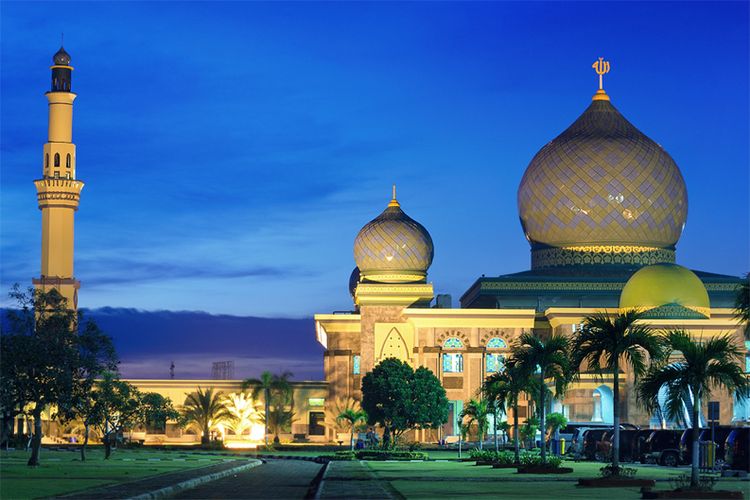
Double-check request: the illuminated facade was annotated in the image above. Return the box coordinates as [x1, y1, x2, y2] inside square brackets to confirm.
[315, 60, 748, 440]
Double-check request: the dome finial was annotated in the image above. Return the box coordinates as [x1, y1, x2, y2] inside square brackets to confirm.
[592, 56, 611, 101]
[388, 183, 400, 207]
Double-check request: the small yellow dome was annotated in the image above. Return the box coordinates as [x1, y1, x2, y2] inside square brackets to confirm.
[620, 263, 710, 318]
[353, 191, 433, 284]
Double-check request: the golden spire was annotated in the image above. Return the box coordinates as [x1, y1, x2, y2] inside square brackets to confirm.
[592, 56, 611, 101]
[388, 183, 400, 207]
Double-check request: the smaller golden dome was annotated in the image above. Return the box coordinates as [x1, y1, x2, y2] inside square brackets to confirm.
[353, 188, 434, 284]
[620, 263, 710, 318]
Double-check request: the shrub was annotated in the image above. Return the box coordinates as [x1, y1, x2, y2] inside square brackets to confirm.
[494, 451, 516, 465]
[520, 453, 562, 468]
[599, 464, 637, 479]
[669, 474, 716, 492]
[356, 449, 428, 461]
[327, 451, 356, 461]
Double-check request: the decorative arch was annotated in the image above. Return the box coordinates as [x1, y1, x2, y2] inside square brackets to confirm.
[379, 327, 410, 361]
[592, 385, 614, 424]
[443, 337, 464, 349]
[66, 154, 71, 168]
[54, 153, 60, 167]
[486, 337, 507, 349]
[436, 329, 469, 347]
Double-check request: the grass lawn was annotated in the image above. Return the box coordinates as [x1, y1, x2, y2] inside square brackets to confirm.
[364, 461, 750, 499]
[0, 447, 237, 500]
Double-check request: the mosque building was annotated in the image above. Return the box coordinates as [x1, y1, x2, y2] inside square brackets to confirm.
[315, 59, 748, 441]
[31, 47, 747, 445]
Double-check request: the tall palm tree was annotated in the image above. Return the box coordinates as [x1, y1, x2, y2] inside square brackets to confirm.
[483, 361, 534, 463]
[181, 387, 230, 445]
[242, 371, 293, 446]
[638, 330, 750, 488]
[337, 408, 367, 451]
[572, 310, 663, 471]
[734, 273, 749, 340]
[460, 398, 490, 450]
[512, 332, 571, 463]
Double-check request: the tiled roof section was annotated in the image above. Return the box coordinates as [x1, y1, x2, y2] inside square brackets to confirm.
[518, 99, 688, 254]
[353, 204, 434, 274]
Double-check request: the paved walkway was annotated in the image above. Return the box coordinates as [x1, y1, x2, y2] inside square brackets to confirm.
[317, 461, 403, 499]
[172, 459, 322, 499]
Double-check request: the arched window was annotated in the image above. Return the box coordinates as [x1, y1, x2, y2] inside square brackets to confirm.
[443, 338, 464, 349]
[486, 354, 505, 373]
[66, 154, 71, 168]
[442, 337, 464, 373]
[54, 153, 60, 167]
[486, 337, 507, 349]
[45, 154, 49, 168]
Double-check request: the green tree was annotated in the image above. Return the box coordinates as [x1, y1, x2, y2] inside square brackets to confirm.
[734, 273, 749, 340]
[520, 416, 539, 449]
[361, 358, 448, 448]
[1, 286, 117, 466]
[483, 361, 534, 463]
[337, 408, 367, 451]
[181, 387, 230, 446]
[512, 332, 571, 463]
[93, 373, 144, 459]
[572, 310, 662, 472]
[638, 330, 750, 488]
[460, 398, 490, 450]
[242, 371, 293, 446]
[141, 393, 179, 434]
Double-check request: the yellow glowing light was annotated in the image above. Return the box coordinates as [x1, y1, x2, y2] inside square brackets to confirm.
[224, 440, 258, 450]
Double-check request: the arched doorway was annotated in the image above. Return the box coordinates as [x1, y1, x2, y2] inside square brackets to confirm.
[592, 385, 613, 424]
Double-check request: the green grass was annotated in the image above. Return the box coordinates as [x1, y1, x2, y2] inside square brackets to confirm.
[364, 461, 749, 499]
[0, 448, 236, 500]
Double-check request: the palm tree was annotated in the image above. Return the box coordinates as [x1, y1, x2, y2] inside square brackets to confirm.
[337, 408, 367, 451]
[572, 310, 663, 471]
[734, 273, 749, 339]
[483, 361, 534, 463]
[242, 371, 293, 446]
[461, 398, 490, 450]
[638, 330, 750, 488]
[512, 332, 571, 463]
[181, 387, 230, 445]
[222, 392, 261, 437]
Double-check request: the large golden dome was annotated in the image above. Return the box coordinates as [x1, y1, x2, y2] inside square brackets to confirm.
[620, 263, 710, 318]
[518, 89, 688, 269]
[353, 191, 434, 284]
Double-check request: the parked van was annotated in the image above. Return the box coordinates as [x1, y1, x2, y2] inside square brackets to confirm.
[596, 429, 648, 462]
[725, 428, 750, 472]
[640, 429, 685, 465]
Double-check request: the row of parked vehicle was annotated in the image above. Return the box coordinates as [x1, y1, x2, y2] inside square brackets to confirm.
[558, 422, 750, 471]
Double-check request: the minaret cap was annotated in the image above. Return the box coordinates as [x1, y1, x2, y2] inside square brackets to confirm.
[53, 46, 71, 66]
[592, 56, 611, 101]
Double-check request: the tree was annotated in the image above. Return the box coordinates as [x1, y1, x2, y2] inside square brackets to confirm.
[460, 398, 490, 450]
[181, 387, 230, 446]
[361, 358, 448, 448]
[483, 361, 535, 463]
[638, 330, 750, 488]
[572, 310, 662, 472]
[337, 408, 367, 451]
[520, 416, 539, 449]
[141, 392, 179, 434]
[93, 373, 144, 459]
[242, 371, 293, 446]
[1, 286, 117, 466]
[546, 412, 567, 454]
[222, 392, 260, 437]
[734, 273, 749, 340]
[512, 332, 571, 463]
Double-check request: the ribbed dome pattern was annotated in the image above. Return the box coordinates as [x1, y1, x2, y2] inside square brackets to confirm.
[353, 200, 434, 283]
[518, 99, 688, 252]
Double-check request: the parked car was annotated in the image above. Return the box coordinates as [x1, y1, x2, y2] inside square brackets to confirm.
[569, 422, 637, 457]
[640, 429, 685, 465]
[582, 428, 612, 460]
[697, 426, 735, 464]
[725, 428, 750, 472]
[679, 428, 708, 465]
[596, 429, 648, 462]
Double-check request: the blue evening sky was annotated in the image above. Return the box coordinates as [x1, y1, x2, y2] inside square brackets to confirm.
[2, 1, 748, 317]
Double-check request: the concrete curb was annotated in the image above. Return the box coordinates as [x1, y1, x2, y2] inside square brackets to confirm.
[312, 460, 331, 500]
[126, 459, 262, 500]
